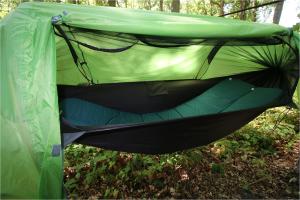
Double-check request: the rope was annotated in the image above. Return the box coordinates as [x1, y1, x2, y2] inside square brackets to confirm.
[270, 107, 291, 133]
[219, 0, 283, 17]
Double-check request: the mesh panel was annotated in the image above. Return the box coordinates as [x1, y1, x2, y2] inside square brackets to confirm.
[54, 24, 283, 50]
[53, 24, 298, 86]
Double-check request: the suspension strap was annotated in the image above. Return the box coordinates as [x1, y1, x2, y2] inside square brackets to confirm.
[53, 24, 79, 65]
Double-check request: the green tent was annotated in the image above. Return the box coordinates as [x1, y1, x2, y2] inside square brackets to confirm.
[1, 2, 299, 199]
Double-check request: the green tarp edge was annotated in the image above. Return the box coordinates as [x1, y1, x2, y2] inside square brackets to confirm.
[1, 7, 63, 199]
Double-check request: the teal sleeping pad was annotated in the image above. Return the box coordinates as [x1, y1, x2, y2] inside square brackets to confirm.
[61, 79, 282, 127]
[224, 87, 282, 112]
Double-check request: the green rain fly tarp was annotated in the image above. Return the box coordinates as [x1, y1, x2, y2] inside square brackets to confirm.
[0, 2, 299, 198]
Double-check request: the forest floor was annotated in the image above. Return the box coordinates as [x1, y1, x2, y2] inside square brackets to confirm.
[64, 107, 299, 199]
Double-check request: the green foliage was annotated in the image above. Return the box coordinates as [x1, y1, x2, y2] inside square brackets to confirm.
[211, 163, 225, 175]
[251, 158, 266, 168]
[292, 23, 300, 32]
[64, 143, 204, 198]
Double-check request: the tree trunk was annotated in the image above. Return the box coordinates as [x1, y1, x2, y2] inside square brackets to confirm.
[209, 0, 213, 16]
[251, 0, 259, 22]
[209, 0, 224, 16]
[147, 0, 152, 10]
[108, 0, 116, 7]
[273, 0, 284, 24]
[171, 0, 180, 12]
[239, 0, 246, 20]
[159, 0, 164, 11]
[219, 0, 224, 17]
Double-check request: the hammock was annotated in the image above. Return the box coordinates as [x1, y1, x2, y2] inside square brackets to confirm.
[1, 2, 299, 198]
[54, 23, 298, 154]
[60, 78, 282, 153]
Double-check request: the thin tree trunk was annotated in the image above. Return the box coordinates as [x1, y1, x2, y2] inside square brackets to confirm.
[171, 0, 180, 12]
[239, 0, 246, 20]
[219, 0, 224, 17]
[209, 0, 213, 16]
[147, 0, 152, 10]
[108, 0, 116, 7]
[251, 0, 259, 22]
[159, 0, 164, 11]
[273, 0, 284, 24]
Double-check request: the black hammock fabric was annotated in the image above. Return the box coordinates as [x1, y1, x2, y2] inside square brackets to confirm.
[59, 71, 291, 154]
[61, 103, 271, 154]
[58, 70, 295, 114]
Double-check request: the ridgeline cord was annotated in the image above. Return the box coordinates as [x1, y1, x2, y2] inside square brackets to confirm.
[219, 0, 283, 17]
